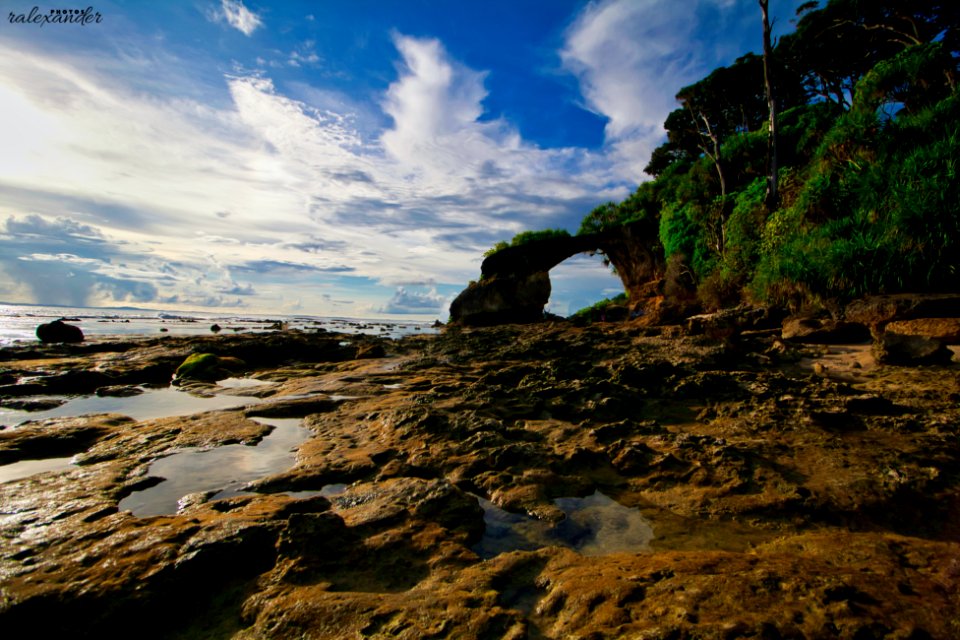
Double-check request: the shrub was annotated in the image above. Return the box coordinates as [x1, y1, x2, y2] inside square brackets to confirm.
[484, 228, 571, 257]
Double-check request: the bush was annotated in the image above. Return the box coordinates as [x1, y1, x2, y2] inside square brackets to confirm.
[484, 228, 571, 257]
[569, 293, 628, 321]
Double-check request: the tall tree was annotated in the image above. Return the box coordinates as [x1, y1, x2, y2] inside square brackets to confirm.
[760, 0, 779, 211]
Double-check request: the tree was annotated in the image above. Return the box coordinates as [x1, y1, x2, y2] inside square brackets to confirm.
[760, 0, 779, 211]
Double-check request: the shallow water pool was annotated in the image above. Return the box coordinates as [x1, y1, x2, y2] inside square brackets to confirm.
[0, 385, 261, 428]
[118, 417, 312, 517]
[474, 491, 654, 558]
[0, 456, 76, 484]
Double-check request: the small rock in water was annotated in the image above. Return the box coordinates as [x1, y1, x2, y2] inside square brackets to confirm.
[36, 319, 84, 343]
[210, 323, 222, 333]
[95, 385, 145, 398]
[0, 397, 67, 412]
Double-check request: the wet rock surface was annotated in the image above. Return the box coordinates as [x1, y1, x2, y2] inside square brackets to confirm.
[1, 324, 959, 638]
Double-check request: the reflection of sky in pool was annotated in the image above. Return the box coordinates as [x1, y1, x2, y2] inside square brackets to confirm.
[0, 456, 76, 484]
[118, 418, 311, 517]
[474, 491, 654, 558]
[0, 385, 261, 428]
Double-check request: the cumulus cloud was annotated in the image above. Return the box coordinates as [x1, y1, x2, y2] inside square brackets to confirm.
[216, 0, 263, 36]
[0, 213, 254, 309]
[0, 33, 628, 316]
[379, 286, 448, 315]
[560, 0, 785, 179]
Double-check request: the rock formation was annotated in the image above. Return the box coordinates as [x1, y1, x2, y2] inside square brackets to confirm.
[1, 324, 958, 637]
[36, 319, 84, 343]
[450, 222, 664, 325]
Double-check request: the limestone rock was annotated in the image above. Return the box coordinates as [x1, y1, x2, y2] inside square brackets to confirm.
[448, 272, 551, 326]
[782, 316, 870, 343]
[885, 318, 960, 344]
[845, 293, 960, 329]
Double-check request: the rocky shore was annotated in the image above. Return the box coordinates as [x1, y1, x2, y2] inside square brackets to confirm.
[1, 319, 958, 639]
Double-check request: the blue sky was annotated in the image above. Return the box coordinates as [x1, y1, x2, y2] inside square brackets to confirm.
[0, 0, 804, 319]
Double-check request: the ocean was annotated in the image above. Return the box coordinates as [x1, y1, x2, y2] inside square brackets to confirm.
[0, 303, 437, 347]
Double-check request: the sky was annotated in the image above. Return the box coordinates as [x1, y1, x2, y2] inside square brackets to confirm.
[0, 0, 805, 320]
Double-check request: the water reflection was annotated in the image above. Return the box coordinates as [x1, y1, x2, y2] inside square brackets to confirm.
[474, 491, 654, 559]
[0, 386, 260, 427]
[118, 418, 311, 517]
[0, 456, 75, 484]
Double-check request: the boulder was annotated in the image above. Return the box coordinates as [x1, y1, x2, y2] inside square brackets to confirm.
[688, 306, 784, 337]
[884, 318, 960, 344]
[845, 293, 960, 330]
[873, 331, 954, 365]
[782, 316, 870, 343]
[36, 319, 84, 343]
[173, 353, 246, 383]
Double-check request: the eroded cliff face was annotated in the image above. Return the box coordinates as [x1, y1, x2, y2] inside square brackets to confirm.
[448, 272, 552, 327]
[450, 222, 664, 325]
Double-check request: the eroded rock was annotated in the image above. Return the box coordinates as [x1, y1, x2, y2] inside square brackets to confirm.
[1, 323, 958, 638]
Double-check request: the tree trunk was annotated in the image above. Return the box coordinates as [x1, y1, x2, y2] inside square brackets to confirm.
[760, 0, 779, 212]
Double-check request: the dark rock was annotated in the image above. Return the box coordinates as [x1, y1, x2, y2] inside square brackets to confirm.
[36, 320, 84, 343]
[451, 221, 664, 326]
[449, 272, 552, 326]
[0, 421, 112, 464]
[873, 332, 954, 365]
[356, 343, 387, 359]
[43, 370, 113, 394]
[845, 294, 960, 330]
[782, 316, 870, 344]
[245, 396, 339, 418]
[95, 385, 144, 398]
[210, 324, 222, 333]
[687, 306, 785, 337]
[884, 318, 960, 344]
[0, 382, 49, 397]
[0, 397, 66, 412]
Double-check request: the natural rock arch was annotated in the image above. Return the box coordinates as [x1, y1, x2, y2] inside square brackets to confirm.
[449, 222, 664, 326]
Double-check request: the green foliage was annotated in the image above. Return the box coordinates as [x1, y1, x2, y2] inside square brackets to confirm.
[483, 241, 509, 258]
[569, 293, 628, 321]
[566, 1, 960, 311]
[483, 228, 571, 257]
[751, 89, 960, 303]
[578, 190, 660, 236]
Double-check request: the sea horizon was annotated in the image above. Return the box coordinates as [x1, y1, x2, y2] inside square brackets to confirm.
[0, 302, 438, 346]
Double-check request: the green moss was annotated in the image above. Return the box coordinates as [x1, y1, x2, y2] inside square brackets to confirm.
[483, 228, 571, 258]
[174, 353, 245, 382]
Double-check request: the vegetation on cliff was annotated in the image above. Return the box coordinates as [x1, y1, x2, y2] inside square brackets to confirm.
[531, 0, 959, 317]
[483, 228, 572, 258]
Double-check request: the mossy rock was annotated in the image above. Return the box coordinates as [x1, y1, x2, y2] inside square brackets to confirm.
[174, 353, 246, 383]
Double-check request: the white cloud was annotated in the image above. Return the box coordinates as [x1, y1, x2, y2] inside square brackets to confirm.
[561, 0, 703, 178]
[560, 0, 789, 179]
[0, 36, 628, 316]
[378, 286, 448, 315]
[218, 0, 263, 36]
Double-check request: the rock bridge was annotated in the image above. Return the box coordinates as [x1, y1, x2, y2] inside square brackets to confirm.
[449, 221, 664, 326]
